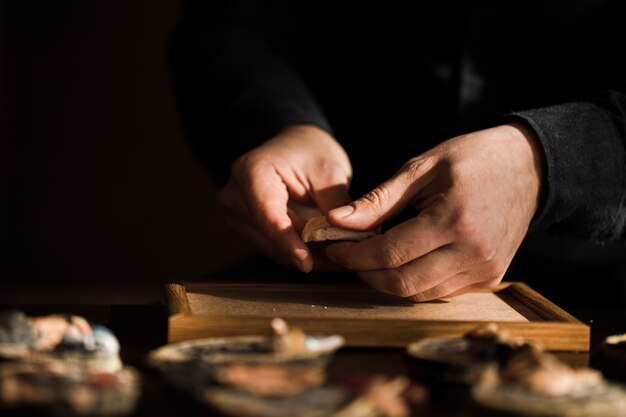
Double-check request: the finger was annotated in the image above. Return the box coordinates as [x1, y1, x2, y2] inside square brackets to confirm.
[327, 160, 432, 230]
[407, 254, 508, 301]
[224, 208, 311, 270]
[410, 276, 503, 302]
[225, 171, 315, 267]
[223, 183, 313, 235]
[305, 242, 352, 273]
[325, 210, 453, 270]
[286, 206, 309, 233]
[434, 278, 503, 299]
[223, 216, 292, 270]
[353, 245, 474, 297]
[235, 161, 313, 272]
[226, 210, 343, 273]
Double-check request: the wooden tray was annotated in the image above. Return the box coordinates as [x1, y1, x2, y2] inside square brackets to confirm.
[162, 280, 589, 351]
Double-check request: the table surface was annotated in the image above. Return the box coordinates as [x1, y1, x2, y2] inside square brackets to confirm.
[5, 300, 624, 417]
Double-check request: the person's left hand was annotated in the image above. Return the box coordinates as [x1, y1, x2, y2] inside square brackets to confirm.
[218, 124, 353, 272]
[324, 122, 545, 301]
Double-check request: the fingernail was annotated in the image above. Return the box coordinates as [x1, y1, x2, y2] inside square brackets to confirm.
[329, 205, 355, 219]
[292, 249, 311, 272]
[293, 248, 308, 262]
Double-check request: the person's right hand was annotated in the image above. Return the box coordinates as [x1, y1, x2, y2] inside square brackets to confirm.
[324, 123, 545, 301]
[219, 124, 352, 272]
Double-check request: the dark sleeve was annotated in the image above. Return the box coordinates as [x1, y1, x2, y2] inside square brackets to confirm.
[169, 0, 331, 185]
[508, 84, 626, 244]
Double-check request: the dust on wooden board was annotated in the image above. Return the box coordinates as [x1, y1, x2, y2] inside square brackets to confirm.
[186, 283, 528, 322]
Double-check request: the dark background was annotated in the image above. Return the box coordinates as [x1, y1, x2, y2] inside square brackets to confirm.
[0, 1, 250, 304]
[0, 1, 624, 307]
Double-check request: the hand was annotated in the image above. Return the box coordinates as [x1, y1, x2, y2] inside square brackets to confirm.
[325, 122, 545, 301]
[219, 124, 352, 272]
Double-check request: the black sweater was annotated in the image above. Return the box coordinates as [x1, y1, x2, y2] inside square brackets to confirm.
[169, 0, 626, 246]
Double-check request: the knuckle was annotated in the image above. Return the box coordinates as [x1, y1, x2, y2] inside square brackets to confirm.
[409, 292, 427, 303]
[449, 209, 478, 237]
[448, 210, 498, 264]
[360, 186, 390, 208]
[467, 239, 497, 263]
[481, 278, 502, 290]
[411, 281, 452, 301]
[419, 287, 447, 301]
[376, 243, 410, 268]
[484, 258, 508, 280]
[477, 244, 497, 263]
[385, 274, 416, 298]
[401, 158, 426, 177]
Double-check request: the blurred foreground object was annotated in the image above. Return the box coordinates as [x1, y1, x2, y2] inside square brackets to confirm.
[0, 310, 140, 416]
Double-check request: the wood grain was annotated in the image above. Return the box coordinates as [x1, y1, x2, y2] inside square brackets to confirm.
[162, 282, 191, 315]
[185, 282, 528, 322]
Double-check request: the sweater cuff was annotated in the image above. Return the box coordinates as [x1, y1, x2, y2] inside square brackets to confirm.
[507, 102, 625, 241]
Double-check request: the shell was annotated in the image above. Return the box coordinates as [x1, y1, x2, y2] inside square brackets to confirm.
[472, 378, 626, 417]
[405, 323, 519, 385]
[0, 361, 140, 416]
[0, 310, 122, 373]
[301, 216, 378, 243]
[147, 320, 345, 396]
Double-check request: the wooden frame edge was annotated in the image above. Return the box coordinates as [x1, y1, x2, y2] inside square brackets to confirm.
[162, 281, 191, 316]
[500, 282, 582, 323]
[162, 281, 590, 351]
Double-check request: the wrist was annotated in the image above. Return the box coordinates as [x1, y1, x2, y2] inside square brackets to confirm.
[503, 121, 547, 215]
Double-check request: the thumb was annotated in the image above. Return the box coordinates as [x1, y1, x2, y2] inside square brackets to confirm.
[327, 166, 425, 230]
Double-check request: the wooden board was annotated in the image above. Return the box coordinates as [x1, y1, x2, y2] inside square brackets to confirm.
[163, 280, 589, 351]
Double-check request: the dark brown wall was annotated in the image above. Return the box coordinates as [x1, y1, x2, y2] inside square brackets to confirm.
[1, 1, 249, 303]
